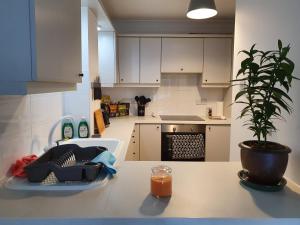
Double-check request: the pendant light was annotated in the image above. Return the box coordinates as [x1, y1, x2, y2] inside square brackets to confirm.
[186, 0, 218, 19]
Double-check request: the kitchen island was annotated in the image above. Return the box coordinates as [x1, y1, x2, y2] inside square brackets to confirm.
[0, 116, 300, 224]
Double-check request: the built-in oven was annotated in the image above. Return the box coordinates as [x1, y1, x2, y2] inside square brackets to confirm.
[161, 124, 205, 161]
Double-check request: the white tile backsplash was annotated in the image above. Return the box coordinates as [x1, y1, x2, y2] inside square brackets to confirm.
[0, 93, 63, 179]
[103, 74, 225, 117]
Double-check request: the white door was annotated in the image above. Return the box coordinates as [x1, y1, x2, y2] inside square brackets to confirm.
[34, 0, 82, 83]
[99, 31, 117, 85]
[205, 125, 231, 162]
[202, 38, 232, 85]
[140, 124, 161, 161]
[117, 37, 140, 83]
[161, 38, 203, 73]
[140, 38, 161, 84]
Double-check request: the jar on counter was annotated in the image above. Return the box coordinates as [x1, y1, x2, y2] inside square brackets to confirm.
[151, 165, 172, 198]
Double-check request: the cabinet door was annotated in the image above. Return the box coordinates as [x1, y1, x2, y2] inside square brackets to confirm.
[140, 124, 161, 161]
[0, 0, 32, 82]
[118, 37, 140, 83]
[126, 124, 140, 161]
[205, 125, 230, 162]
[34, 0, 82, 83]
[140, 38, 161, 84]
[202, 38, 232, 85]
[99, 31, 117, 85]
[161, 38, 203, 73]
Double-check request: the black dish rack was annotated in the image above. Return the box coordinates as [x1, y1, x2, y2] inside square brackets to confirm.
[24, 144, 107, 183]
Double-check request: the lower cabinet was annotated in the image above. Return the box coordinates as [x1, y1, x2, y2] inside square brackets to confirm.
[205, 125, 231, 162]
[125, 124, 140, 161]
[140, 124, 161, 161]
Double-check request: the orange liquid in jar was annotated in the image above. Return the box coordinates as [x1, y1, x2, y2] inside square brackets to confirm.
[151, 175, 172, 198]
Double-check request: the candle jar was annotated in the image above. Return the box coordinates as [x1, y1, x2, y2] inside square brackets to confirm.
[151, 165, 172, 198]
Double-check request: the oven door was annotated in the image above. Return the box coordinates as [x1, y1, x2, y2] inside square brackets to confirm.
[162, 132, 205, 161]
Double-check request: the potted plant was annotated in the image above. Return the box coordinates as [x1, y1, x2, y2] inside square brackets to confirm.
[232, 40, 298, 186]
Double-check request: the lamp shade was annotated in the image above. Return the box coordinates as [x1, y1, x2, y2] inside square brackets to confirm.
[187, 0, 218, 19]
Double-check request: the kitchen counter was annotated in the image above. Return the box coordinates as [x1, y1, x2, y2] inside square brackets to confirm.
[101, 116, 231, 156]
[1, 162, 300, 224]
[1, 116, 300, 224]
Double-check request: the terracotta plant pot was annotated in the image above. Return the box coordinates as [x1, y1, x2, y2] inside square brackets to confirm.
[239, 141, 291, 185]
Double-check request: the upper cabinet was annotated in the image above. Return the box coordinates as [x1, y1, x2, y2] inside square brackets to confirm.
[117, 37, 161, 85]
[118, 37, 140, 84]
[102, 35, 232, 88]
[202, 38, 233, 87]
[140, 38, 162, 84]
[161, 38, 204, 73]
[0, 0, 81, 95]
[99, 31, 117, 85]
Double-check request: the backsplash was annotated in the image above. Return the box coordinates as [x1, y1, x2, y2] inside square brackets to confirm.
[0, 93, 63, 179]
[102, 74, 229, 117]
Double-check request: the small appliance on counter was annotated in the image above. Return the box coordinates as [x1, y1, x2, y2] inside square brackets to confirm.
[135, 96, 151, 116]
[208, 101, 226, 120]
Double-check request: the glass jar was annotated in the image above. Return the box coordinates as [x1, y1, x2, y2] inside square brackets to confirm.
[151, 165, 172, 198]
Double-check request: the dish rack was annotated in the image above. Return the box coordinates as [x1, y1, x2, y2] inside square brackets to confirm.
[24, 144, 107, 184]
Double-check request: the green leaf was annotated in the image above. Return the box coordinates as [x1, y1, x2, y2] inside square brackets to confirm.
[278, 40, 282, 50]
[273, 87, 293, 102]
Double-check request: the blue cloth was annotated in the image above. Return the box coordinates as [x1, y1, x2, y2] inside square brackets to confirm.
[91, 151, 117, 175]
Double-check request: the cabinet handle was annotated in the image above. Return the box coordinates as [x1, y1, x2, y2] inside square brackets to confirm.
[208, 126, 211, 131]
[205, 79, 208, 82]
[156, 79, 159, 82]
[78, 73, 84, 77]
[156, 126, 160, 129]
[133, 141, 136, 144]
[180, 68, 184, 71]
[132, 135, 135, 138]
[121, 78, 124, 82]
[133, 152, 136, 155]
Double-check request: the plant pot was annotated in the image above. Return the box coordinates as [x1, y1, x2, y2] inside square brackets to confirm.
[239, 141, 291, 185]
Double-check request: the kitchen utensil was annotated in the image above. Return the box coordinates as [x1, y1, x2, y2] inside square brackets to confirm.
[95, 109, 106, 134]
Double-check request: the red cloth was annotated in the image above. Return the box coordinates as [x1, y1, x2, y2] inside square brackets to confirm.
[11, 155, 38, 178]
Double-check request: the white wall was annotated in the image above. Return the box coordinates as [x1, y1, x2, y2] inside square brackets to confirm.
[102, 75, 227, 117]
[231, 0, 300, 184]
[0, 93, 62, 180]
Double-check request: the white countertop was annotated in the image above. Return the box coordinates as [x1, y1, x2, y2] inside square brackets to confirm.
[1, 162, 300, 223]
[101, 115, 231, 154]
[1, 116, 300, 224]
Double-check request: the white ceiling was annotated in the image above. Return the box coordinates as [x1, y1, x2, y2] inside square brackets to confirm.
[100, 0, 235, 20]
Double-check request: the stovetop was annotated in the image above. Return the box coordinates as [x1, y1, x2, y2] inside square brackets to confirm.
[160, 115, 205, 121]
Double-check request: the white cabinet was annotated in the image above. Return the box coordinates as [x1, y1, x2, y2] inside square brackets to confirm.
[202, 38, 232, 87]
[117, 37, 161, 85]
[117, 37, 140, 83]
[99, 31, 117, 86]
[161, 38, 204, 73]
[0, 0, 82, 94]
[205, 125, 231, 162]
[126, 124, 140, 161]
[140, 124, 161, 161]
[140, 38, 162, 84]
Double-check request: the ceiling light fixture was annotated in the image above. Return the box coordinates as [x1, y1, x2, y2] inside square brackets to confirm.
[186, 0, 218, 19]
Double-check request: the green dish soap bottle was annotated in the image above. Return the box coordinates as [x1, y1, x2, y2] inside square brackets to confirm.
[62, 119, 74, 140]
[78, 118, 89, 138]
